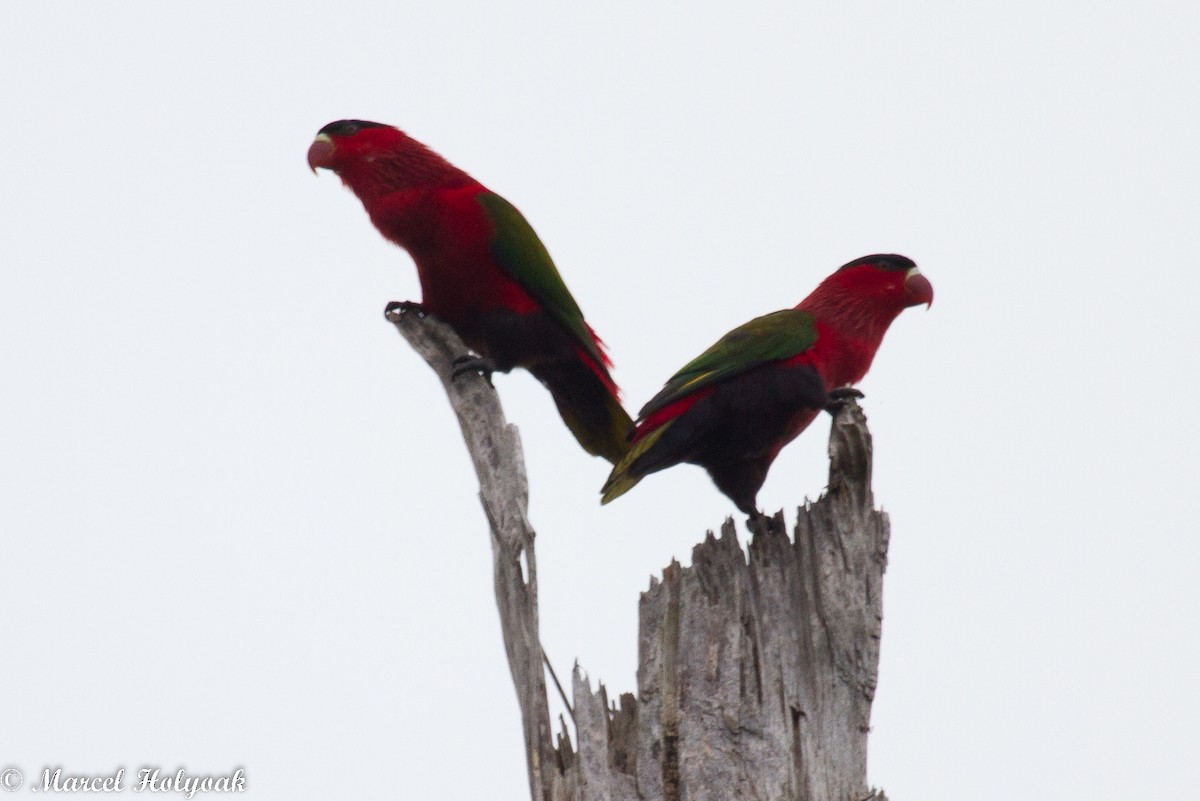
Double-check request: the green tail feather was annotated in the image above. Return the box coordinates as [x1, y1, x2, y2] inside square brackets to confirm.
[556, 384, 633, 464]
[600, 422, 672, 504]
[536, 361, 634, 464]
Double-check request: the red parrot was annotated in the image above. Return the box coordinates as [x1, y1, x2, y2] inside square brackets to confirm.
[307, 120, 632, 463]
[601, 255, 933, 516]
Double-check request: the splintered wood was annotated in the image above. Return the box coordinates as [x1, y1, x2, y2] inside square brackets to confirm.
[390, 310, 891, 801]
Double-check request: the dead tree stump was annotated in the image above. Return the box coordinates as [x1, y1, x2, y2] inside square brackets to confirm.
[389, 309, 891, 801]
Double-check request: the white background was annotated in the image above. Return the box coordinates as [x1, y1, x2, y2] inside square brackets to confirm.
[2, 2, 1198, 798]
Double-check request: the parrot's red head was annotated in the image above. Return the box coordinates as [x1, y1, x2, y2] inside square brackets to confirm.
[307, 119, 399, 174]
[796, 254, 932, 388]
[828, 254, 934, 310]
[797, 253, 932, 344]
[307, 120, 475, 198]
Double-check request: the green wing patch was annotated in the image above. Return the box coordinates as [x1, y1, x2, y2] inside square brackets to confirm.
[478, 193, 605, 367]
[639, 309, 819, 419]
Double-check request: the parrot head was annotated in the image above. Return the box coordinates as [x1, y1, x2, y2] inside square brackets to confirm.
[827, 254, 934, 310]
[306, 119, 400, 174]
[307, 119, 474, 196]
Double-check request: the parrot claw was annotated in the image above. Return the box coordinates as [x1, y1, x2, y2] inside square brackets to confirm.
[746, 510, 784, 538]
[451, 355, 497, 388]
[384, 300, 427, 321]
[825, 386, 864, 415]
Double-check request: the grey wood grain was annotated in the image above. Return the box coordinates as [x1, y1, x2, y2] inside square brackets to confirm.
[389, 309, 891, 801]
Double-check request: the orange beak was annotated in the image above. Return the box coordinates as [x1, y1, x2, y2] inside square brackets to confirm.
[904, 268, 934, 308]
[307, 134, 335, 174]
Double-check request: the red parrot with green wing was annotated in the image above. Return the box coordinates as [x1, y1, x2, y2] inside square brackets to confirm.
[308, 120, 632, 463]
[602, 255, 933, 515]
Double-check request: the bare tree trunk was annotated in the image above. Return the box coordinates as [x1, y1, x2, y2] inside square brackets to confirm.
[388, 309, 890, 801]
[386, 306, 555, 800]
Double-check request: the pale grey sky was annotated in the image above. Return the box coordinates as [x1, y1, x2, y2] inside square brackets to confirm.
[2, 1, 1198, 799]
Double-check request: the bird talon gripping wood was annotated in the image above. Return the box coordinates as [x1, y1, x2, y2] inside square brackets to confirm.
[828, 386, 865, 402]
[384, 300, 427, 320]
[451, 355, 498, 387]
[825, 386, 866, 415]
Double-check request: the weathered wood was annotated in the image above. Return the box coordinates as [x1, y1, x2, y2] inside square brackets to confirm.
[386, 306, 554, 801]
[389, 309, 892, 801]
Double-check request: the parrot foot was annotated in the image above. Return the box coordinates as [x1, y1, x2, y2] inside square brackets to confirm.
[746, 510, 785, 538]
[451, 355, 497, 388]
[384, 300, 427, 321]
[825, 386, 864, 415]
